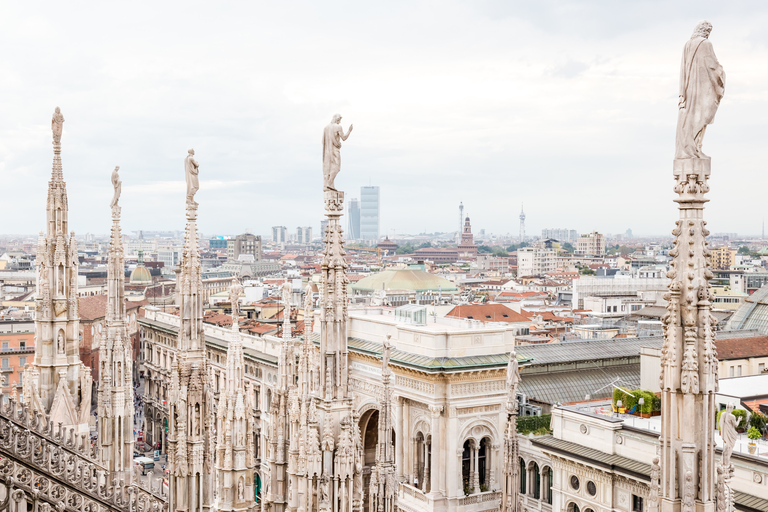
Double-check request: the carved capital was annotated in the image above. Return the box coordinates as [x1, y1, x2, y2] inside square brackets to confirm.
[428, 405, 443, 418]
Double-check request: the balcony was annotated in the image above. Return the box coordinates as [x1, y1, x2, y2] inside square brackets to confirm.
[0, 346, 35, 354]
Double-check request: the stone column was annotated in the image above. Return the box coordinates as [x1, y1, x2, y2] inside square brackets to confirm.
[469, 443, 475, 493]
[446, 408, 460, 498]
[472, 443, 480, 493]
[429, 405, 442, 496]
[423, 439, 430, 492]
[395, 397, 404, 481]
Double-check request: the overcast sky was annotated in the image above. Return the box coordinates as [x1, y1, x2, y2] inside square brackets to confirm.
[2, 1, 767, 240]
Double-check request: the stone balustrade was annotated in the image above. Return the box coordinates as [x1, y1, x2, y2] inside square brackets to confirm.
[0, 395, 167, 512]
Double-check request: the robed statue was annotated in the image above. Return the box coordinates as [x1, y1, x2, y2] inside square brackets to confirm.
[675, 21, 725, 160]
[229, 278, 244, 320]
[718, 402, 738, 467]
[185, 149, 200, 206]
[322, 114, 353, 191]
[52, 107, 64, 144]
[110, 166, 122, 209]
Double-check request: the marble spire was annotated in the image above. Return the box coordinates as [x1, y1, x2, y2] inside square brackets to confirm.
[97, 170, 134, 481]
[262, 117, 362, 512]
[370, 336, 397, 512]
[659, 22, 725, 512]
[168, 149, 215, 512]
[23, 107, 91, 434]
[215, 279, 256, 512]
[500, 351, 520, 512]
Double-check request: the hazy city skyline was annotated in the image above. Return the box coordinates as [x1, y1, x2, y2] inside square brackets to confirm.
[2, 2, 768, 238]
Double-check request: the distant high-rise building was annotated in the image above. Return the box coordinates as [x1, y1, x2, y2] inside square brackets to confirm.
[360, 186, 380, 240]
[209, 236, 228, 249]
[541, 228, 578, 242]
[518, 243, 557, 277]
[320, 219, 329, 240]
[296, 226, 313, 244]
[576, 231, 606, 257]
[625, 228, 633, 239]
[272, 226, 287, 243]
[519, 204, 526, 243]
[227, 233, 262, 261]
[348, 198, 361, 240]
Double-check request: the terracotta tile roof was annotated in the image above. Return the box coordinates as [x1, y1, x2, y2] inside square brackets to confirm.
[743, 399, 768, 413]
[240, 320, 278, 335]
[78, 295, 147, 321]
[446, 304, 530, 323]
[203, 312, 233, 327]
[521, 309, 574, 323]
[715, 336, 768, 360]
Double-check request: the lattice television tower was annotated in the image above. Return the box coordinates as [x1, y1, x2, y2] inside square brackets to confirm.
[519, 204, 526, 243]
[458, 202, 464, 244]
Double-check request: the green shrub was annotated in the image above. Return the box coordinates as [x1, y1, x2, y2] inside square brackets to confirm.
[612, 388, 626, 408]
[749, 411, 767, 433]
[748, 427, 762, 441]
[632, 390, 656, 414]
[517, 414, 552, 435]
[612, 389, 657, 413]
[652, 394, 661, 412]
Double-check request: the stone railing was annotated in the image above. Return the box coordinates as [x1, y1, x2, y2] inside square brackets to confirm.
[455, 490, 502, 506]
[399, 482, 428, 503]
[0, 397, 167, 512]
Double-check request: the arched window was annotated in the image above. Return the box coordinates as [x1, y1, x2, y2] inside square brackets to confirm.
[519, 458, 526, 494]
[462, 440, 472, 493]
[567, 503, 581, 512]
[478, 439, 488, 490]
[532, 462, 541, 499]
[543, 466, 553, 504]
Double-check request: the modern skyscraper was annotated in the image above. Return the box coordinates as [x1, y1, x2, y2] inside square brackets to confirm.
[296, 226, 313, 244]
[360, 185, 380, 240]
[348, 198, 361, 240]
[272, 225, 287, 243]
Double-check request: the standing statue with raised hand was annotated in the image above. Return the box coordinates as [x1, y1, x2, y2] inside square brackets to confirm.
[110, 166, 122, 209]
[719, 402, 738, 468]
[185, 149, 200, 206]
[675, 21, 726, 160]
[52, 107, 65, 143]
[322, 114, 353, 191]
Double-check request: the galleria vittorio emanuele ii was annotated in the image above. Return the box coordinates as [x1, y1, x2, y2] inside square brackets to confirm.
[1, 14, 768, 512]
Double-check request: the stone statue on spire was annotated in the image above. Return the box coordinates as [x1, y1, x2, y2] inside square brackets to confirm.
[229, 278, 244, 323]
[185, 149, 200, 206]
[322, 114, 353, 191]
[51, 107, 64, 143]
[675, 21, 725, 160]
[110, 166, 121, 209]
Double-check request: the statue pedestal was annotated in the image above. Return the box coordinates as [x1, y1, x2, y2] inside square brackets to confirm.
[673, 157, 710, 180]
[324, 190, 344, 215]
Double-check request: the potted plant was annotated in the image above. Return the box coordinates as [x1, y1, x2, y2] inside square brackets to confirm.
[747, 427, 761, 455]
